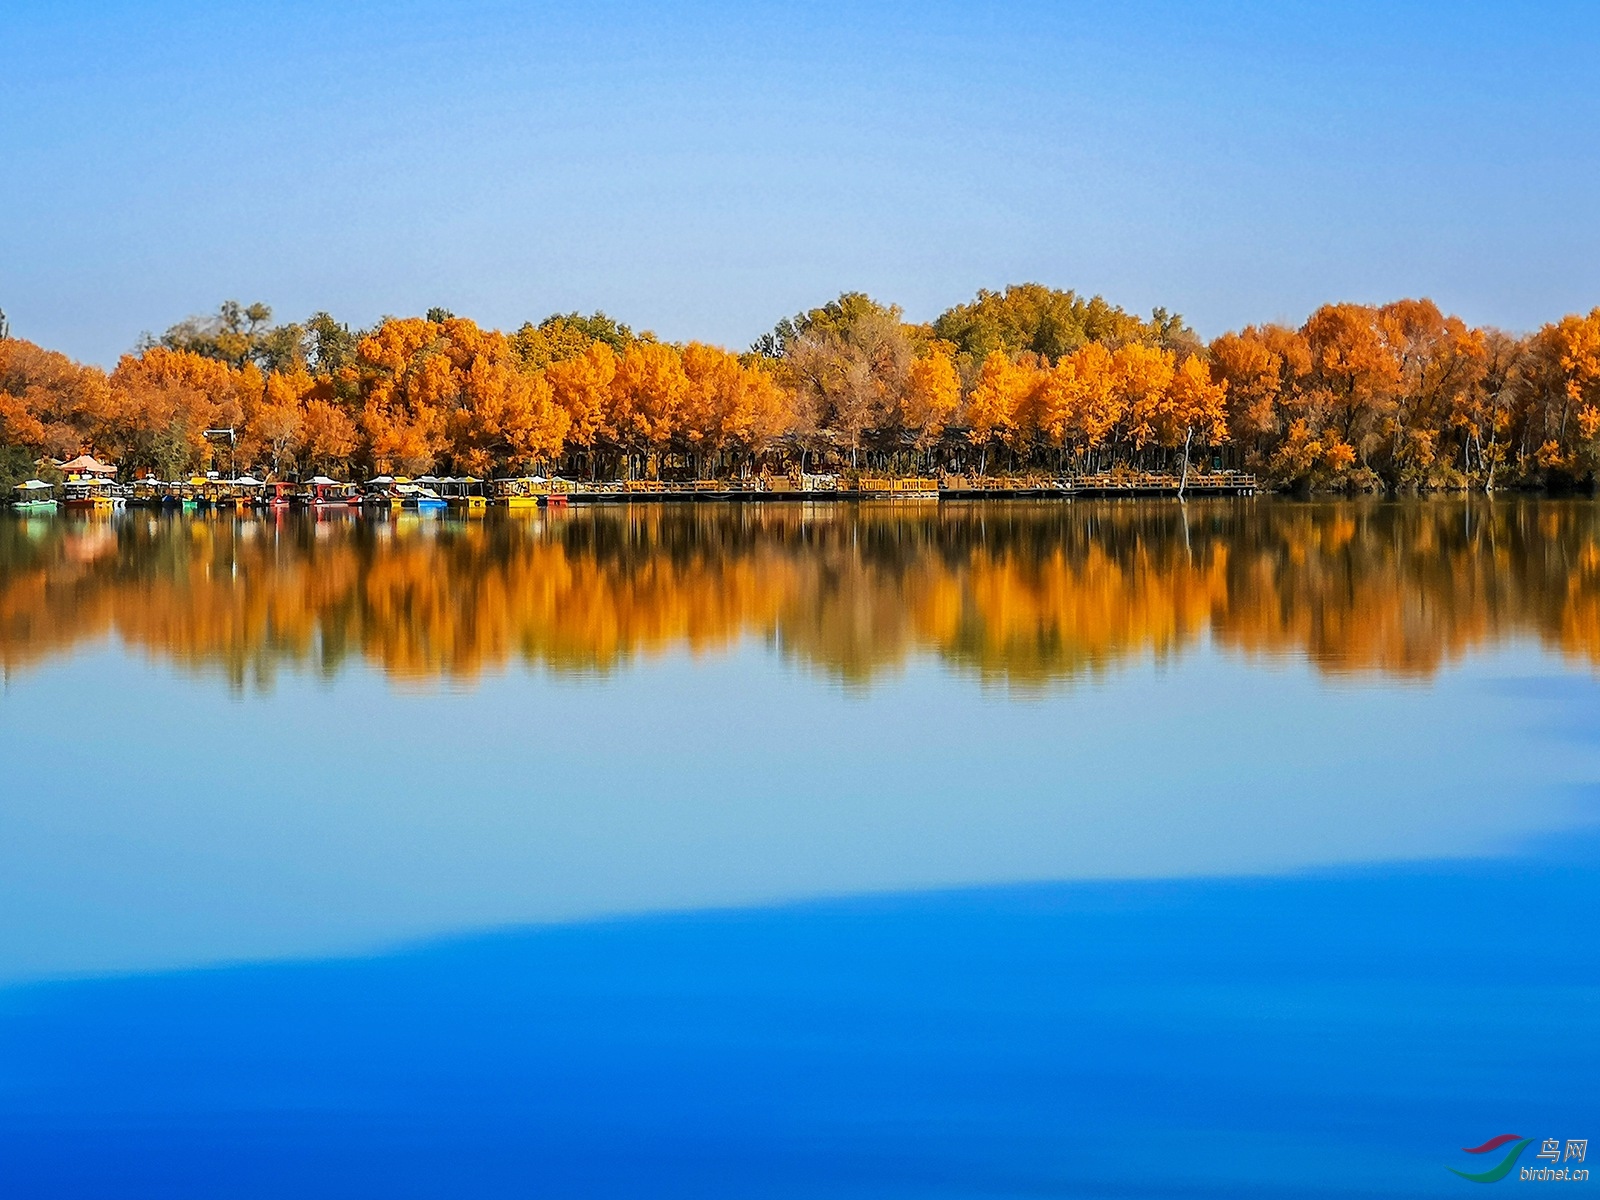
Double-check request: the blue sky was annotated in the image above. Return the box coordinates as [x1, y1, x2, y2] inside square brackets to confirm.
[3, 0, 1597, 364]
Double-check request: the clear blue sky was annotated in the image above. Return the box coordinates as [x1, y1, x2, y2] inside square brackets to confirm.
[3, 0, 1597, 364]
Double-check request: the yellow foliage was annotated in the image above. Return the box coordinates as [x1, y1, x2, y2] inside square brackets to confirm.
[5, 293, 1600, 486]
[902, 343, 961, 440]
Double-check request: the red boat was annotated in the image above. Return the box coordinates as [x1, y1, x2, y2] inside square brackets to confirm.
[301, 477, 360, 509]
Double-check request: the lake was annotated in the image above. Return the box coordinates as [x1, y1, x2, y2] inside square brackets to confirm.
[0, 498, 1595, 1197]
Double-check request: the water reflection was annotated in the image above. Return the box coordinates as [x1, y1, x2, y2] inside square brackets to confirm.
[2, 499, 1598, 687]
[5, 501, 1595, 1197]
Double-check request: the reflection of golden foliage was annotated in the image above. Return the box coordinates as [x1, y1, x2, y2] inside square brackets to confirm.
[2, 500, 1599, 690]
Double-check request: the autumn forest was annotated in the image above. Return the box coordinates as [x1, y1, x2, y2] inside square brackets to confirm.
[3, 286, 1600, 494]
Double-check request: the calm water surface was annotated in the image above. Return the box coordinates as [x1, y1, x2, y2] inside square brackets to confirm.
[0, 499, 1595, 1197]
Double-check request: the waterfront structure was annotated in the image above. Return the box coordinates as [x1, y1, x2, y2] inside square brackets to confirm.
[8, 480, 57, 512]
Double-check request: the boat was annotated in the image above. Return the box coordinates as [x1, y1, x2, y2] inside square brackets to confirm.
[438, 476, 488, 513]
[9, 479, 58, 512]
[62, 478, 115, 512]
[265, 481, 295, 510]
[227, 475, 267, 511]
[199, 474, 261, 511]
[188, 476, 221, 510]
[302, 476, 360, 510]
[140, 480, 191, 510]
[490, 477, 550, 509]
[395, 483, 447, 512]
[360, 476, 403, 511]
[127, 479, 169, 508]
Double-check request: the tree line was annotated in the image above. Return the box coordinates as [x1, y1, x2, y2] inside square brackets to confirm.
[2, 286, 1598, 492]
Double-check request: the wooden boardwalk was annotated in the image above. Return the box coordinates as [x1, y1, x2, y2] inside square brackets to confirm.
[557, 472, 1258, 504]
[1069, 471, 1258, 498]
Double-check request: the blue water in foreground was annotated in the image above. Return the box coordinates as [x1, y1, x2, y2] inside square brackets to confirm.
[0, 850, 1595, 1199]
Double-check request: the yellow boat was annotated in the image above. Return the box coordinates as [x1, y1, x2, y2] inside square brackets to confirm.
[439, 476, 488, 513]
[63, 479, 115, 511]
[490, 477, 550, 509]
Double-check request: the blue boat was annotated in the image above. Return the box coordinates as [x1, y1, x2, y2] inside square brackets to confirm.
[395, 483, 446, 511]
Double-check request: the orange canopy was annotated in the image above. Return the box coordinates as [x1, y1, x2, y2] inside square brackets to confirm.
[56, 455, 117, 476]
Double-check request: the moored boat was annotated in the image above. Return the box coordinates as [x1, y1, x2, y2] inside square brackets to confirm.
[490, 477, 550, 509]
[438, 476, 488, 513]
[229, 475, 267, 510]
[361, 476, 404, 510]
[9, 479, 58, 513]
[188, 476, 221, 510]
[62, 478, 115, 512]
[302, 476, 360, 509]
[395, 483, 446, 511]
[128, 479, 169, 508]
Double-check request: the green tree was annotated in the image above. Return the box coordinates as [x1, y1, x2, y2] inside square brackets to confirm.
[158, 300, 276, 368]
[304, 312, 359, 373]
[0, 444, 37, 500]
[513, 311, 635, 371]
[932, 284, 1190, 370]
[754, 292, 902, 359]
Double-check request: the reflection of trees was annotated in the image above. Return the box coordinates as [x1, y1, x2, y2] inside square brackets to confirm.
[1, 500, 1598, 690]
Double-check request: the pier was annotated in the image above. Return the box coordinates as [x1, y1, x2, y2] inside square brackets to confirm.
[558, 472, 1258, 504]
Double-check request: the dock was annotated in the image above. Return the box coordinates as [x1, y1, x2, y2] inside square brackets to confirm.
[559, 472, 1258, 504]
[1068, 471, 1258, 498]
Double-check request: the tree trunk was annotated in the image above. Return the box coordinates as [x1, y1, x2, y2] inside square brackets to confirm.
[1177, 426, 1194, 500]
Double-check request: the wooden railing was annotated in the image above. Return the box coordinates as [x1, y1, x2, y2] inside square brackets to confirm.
[1071, 471, 1256, 492]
